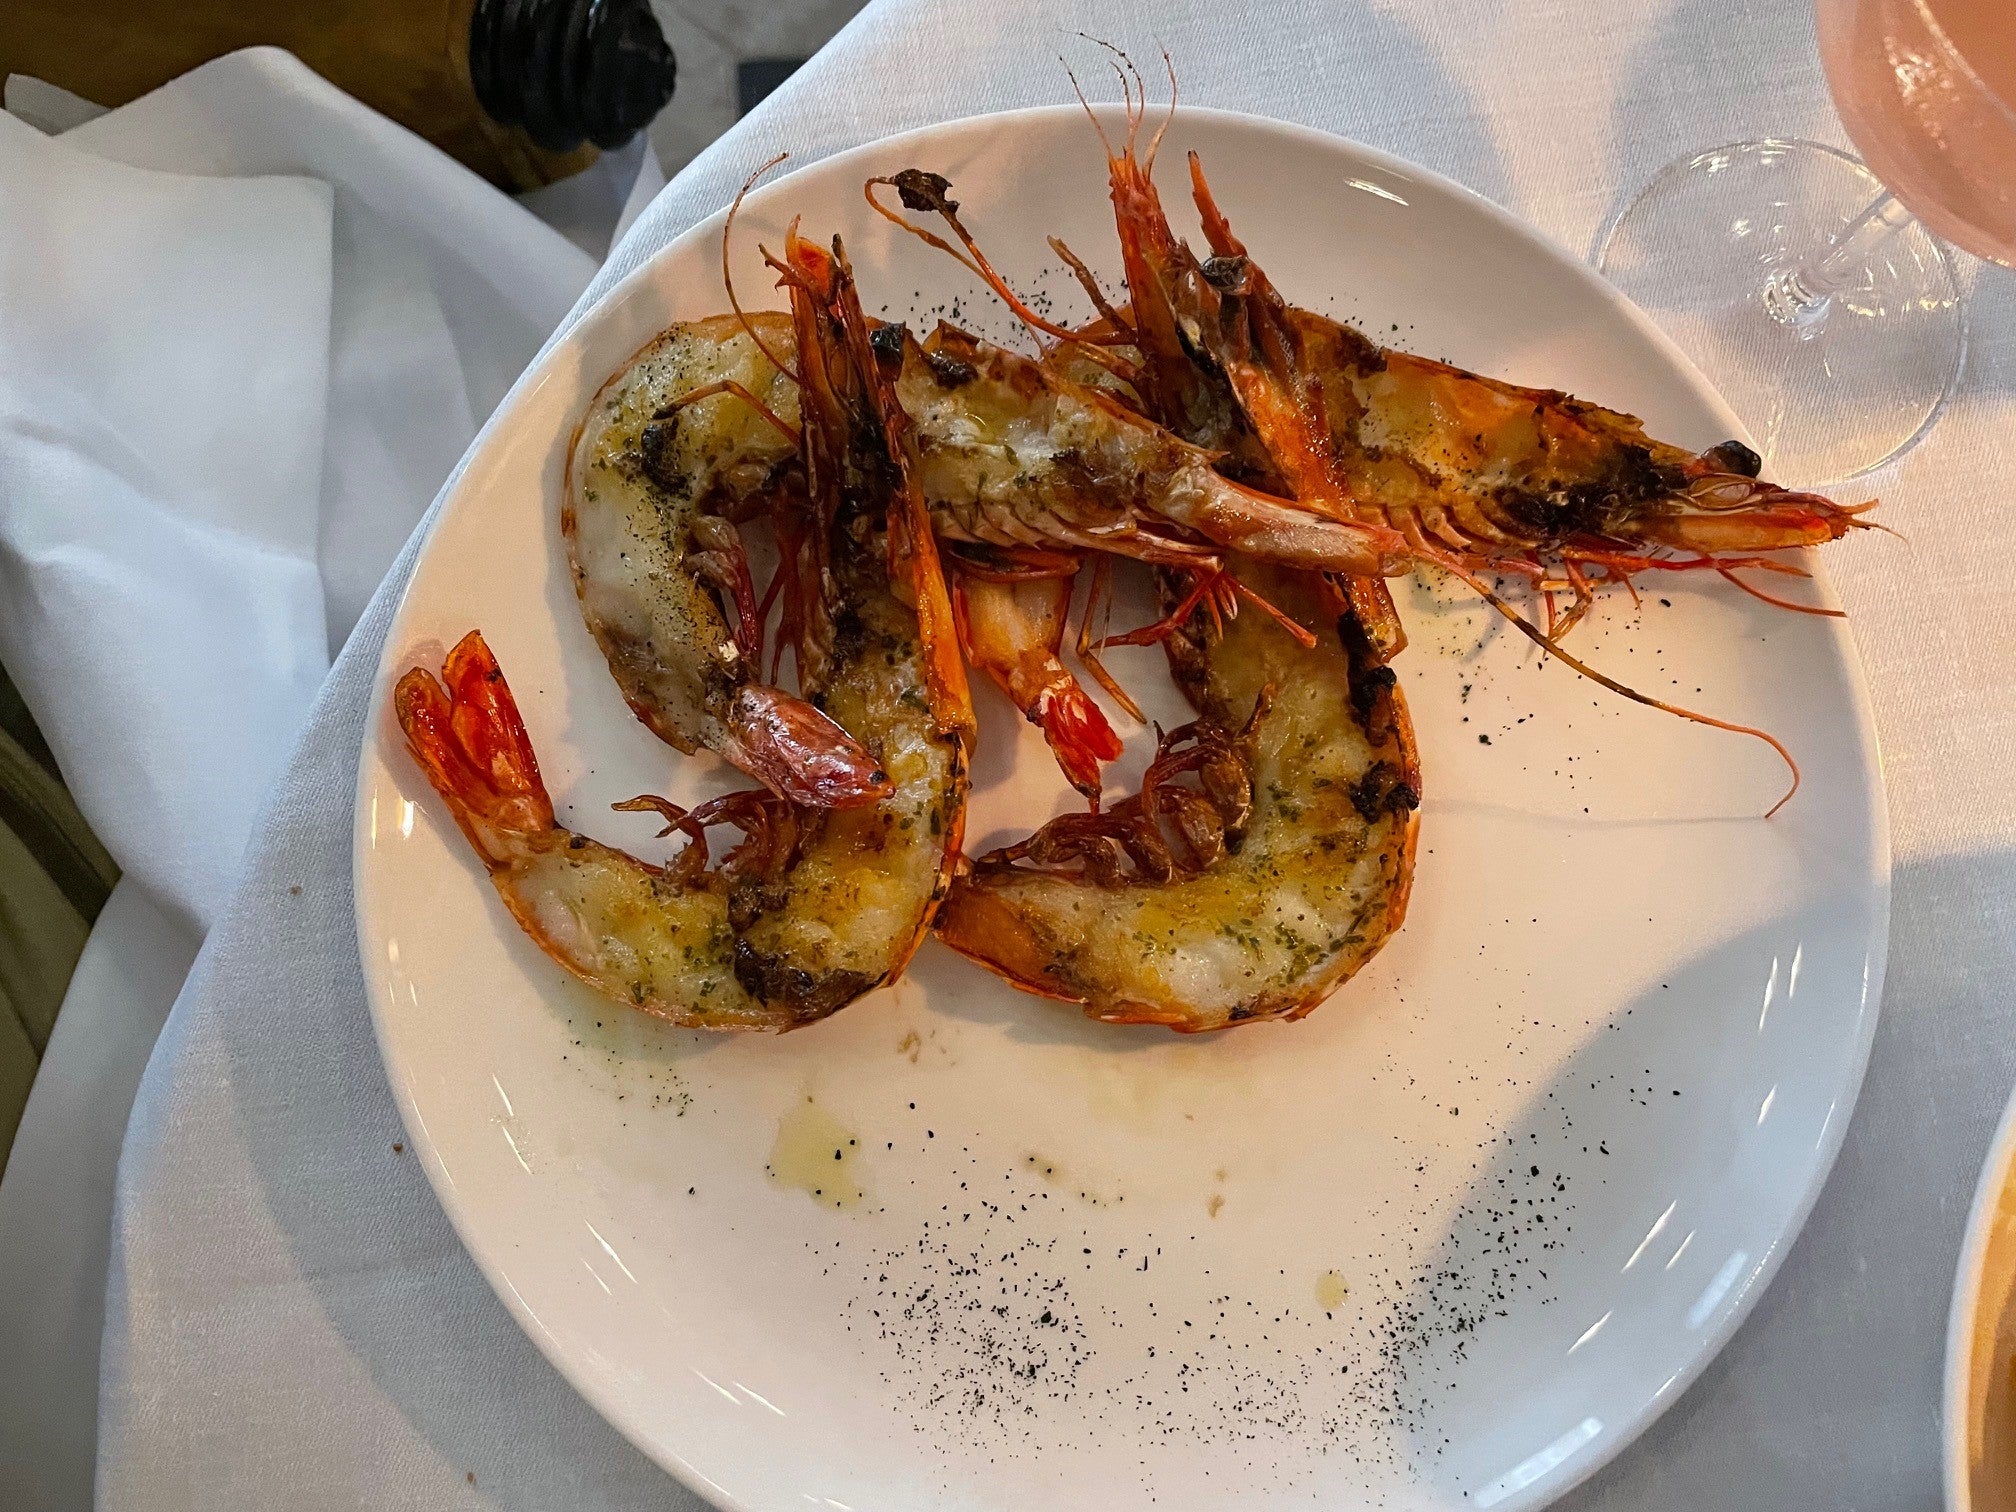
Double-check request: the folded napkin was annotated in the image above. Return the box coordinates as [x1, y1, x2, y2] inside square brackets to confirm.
[0, 105, 334, 930]
[0, 49, 635, 1510]
[0, 51, 607, 933]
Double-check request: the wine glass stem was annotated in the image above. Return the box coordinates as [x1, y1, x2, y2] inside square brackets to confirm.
[1762, 191, 1917, 333]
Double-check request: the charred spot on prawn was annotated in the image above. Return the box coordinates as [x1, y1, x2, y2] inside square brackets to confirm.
[730, 939, 878, 1025]
[637, 413, 690, 499]
[868, 320, 906, 366]
[1499, 443, 1701, 552]
[1496, 484, 1614, 544]
[1496, 444, 1678, 542]
[1350, 763, 1419, 821]
[821, 602, 875, 673]
[1332, 321, 1386, 375]
[1347, 658, 1398, 729]
[1199, 255, 1248, 291]
[920, 346, 978, 390]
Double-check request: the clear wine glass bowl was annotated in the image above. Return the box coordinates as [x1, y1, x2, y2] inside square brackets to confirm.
[1596, 0, 2015, 483]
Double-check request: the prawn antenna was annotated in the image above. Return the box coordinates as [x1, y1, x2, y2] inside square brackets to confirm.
[1061, 57, 1118, 160]
[1078, 35, 1150, 149]
[657, 381, 800, 449]
[723, 154, 803, 385]
[863, 171, 1136, 361]
[1148, 44, 1178, 170]
[1713, 565, 1846, 618]
[1048, 236, 1136, 340]
[1074, 555, 1145, 723]
[1431, 553, 1801, 819]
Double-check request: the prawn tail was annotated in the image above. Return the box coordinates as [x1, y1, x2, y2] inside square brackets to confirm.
[723, 684, 893, 809]
[1034, 681, 1124, 806]
[394, 630, 555, 861]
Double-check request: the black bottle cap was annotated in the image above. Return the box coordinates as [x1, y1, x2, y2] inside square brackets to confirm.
[471, 0, 677, 154]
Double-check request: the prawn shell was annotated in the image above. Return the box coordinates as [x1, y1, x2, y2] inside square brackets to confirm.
[935, 561, 1419, 1031]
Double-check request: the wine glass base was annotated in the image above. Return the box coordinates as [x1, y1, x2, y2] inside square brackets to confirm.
[1595, 140, 1965, 484]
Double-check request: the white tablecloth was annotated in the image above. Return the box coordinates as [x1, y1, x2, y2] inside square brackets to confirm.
[93, 1, 2016, 1507]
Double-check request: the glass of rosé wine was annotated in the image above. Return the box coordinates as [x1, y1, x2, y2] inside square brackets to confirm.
[1597, 0, 2013, 483]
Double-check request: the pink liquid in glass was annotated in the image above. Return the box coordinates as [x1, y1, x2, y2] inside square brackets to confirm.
[1818, 0, 2016, 266]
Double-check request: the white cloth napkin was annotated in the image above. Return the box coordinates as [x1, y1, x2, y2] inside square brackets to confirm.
[0, 103, 335, 930]
[53, 2, 2016, 1510]
[0, 48, 607, 930]
[0, 47, 634, 1510]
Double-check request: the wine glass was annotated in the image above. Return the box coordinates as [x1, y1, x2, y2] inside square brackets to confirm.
[1596, 0, 2015, 484]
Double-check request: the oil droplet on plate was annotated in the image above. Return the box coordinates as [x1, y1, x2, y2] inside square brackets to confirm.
[769, 1097, 865, 1209]
[1315, 1270, 1350, 1312]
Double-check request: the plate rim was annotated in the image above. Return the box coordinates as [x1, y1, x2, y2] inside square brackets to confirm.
[353, 101, 1894, 1512]
[1945, 1079, 2016, 1509]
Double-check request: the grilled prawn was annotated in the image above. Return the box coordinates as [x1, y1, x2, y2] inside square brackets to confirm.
[935, 560, 1419, 1031]
[1089, 104, 1826, 805]
[399, 236, 971, 1029]
[1081, 85, 1870, 628]
[895, 322, 1403, 573]
[724, 228, 973, 1015]
[576, 313, 1403, 575]
[1180, 156, 1868, 606]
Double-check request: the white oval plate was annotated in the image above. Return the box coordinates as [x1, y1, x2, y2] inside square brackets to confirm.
[1946, 1083, 2016, 1509]
[356, 106, 1889, 1512]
